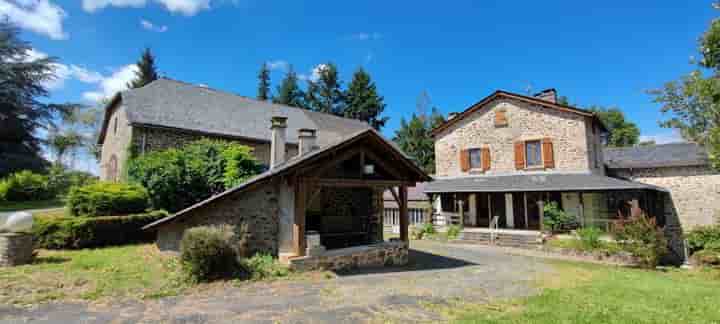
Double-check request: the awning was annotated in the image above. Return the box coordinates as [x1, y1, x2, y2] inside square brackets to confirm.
[424, 173, 668, 193]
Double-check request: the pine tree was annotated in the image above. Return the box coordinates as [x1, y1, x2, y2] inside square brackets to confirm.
[304, 63, 345, 115]
[344, 68, 388, 130]
[393, 104, 445, 174]
[257, 63, 271, 101]
[127, 47, 159, 89]
[273, 66, 304, 108]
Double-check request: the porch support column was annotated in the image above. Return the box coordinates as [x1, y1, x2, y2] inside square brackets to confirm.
[505, 193, 514, 229]
[538, 200, 545, 231]
[399, 186, 409, 243]
[293, 179, 307, 256]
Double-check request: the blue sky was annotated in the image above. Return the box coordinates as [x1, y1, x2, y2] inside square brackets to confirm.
[2, 0, 717, 172]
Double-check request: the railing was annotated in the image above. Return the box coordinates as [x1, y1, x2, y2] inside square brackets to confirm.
[383, 208, 427, 229]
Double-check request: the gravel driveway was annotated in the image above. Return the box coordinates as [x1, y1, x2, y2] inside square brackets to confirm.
[0, 240, 551, 324]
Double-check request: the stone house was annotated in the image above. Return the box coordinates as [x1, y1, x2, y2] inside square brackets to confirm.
[143, 116, 431, 270]
[425, 88, 719, 258]
[96, 78, 370, 181]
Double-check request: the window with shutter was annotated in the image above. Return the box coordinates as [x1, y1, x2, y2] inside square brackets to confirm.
[542, 137, 555, 168]
[525, 140, 542, 167]
[459, 149, 470, 172]
[514, 141, 525, 170]
[481, 147, 491, 171]
[468, 148, 482, 169]
[494, 109, 508, 127]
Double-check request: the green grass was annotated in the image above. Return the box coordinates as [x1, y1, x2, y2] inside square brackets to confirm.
[0, 198, 64, 212]
[0, 244, 189, 305]
[441, 261, 720, 324]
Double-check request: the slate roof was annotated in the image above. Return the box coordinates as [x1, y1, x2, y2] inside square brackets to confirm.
[424, 173, 667, 194]
[604, 143, 709, 169]
[143, 128, 432, 230]
[98, 78, 371, 145]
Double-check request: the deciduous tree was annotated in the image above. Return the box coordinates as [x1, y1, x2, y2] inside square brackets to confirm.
[589, 106, 641, 147]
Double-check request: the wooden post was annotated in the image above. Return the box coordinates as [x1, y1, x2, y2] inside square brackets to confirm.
[294, 180, 307, 256]
[579, 192, 585, 227]
[538, 200, 545, 231]
[399, 186, 409, 243]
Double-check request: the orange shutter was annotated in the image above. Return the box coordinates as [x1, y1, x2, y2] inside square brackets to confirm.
[514, 141, 525, 170]
[459, 149, 470, 172]
[481, 147, 491, 171]
[542, 137, 555, 169]
[494, 110, 507, 127]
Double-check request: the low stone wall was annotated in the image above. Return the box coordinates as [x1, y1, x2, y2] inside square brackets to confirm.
[0, 233, 34, 267]
[537, 246, 639, 266]
[288, 241, 408, 271]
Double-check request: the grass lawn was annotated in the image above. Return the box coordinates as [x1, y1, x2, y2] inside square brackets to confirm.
[0, 198, 64, 212]
[439, 261, 720, 324]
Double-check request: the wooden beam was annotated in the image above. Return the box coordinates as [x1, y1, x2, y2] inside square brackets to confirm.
[306, 185, 322, 208]
[399, 186, 409, 243]
[294, 179, 307, 256]
[388, 187, 400, 205]
[302, 178, 414, 188]
[301, 148, 363, 178]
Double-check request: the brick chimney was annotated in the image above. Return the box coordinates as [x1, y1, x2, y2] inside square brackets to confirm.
[298, 128, 317, 157]
[534, 89, 557, 103]
[270, 116, 287, 169]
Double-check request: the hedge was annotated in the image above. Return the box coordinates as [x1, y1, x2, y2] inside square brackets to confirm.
[67, 182, 150, 217]
[0, 170, 55, 202]
[32, 210, 168, 249]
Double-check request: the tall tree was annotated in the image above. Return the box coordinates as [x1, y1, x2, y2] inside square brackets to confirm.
[272, 66, 304, 108]
[343, 68, 388, 130]
[393, 92, 445, 173]
[127, 47, 159, 89]
[304, 63, 345, 115]
[589, 106, 641, 147]
[257, 63, 271, 101]
[0, 22, 77, 177]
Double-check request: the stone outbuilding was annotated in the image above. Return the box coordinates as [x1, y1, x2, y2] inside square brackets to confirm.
[143, 117, 431, 270]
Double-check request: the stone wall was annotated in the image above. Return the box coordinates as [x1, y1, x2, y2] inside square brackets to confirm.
[155, 181, 280, 257]
[287, 241, 408, 271]
[0, 233, 33, 267]
[99, 104, 133, 181]
[434, 98, 601, 177]
[610, 165, 720, 229]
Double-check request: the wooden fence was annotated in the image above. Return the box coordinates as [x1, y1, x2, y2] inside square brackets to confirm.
[383, 208, 427, 230]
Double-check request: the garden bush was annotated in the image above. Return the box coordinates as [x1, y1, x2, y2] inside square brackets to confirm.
[128, 139, 263, 212]
[67, 182, 150, 217]
[240, 253, 290, 280]
[47, 165, 97, 196]
[0, 170, 54, 202]
[612, 213, 668, 268]
[686, 225, 720, 254]
[446, 224, 462, 240]
[576, 227, 603, 251]
[180, 226, 240, 282]
[32, 210, 168, 249]
[542, 201, 576, 232]
[692, 249, 720, 267]
[411, 222, 436, 240]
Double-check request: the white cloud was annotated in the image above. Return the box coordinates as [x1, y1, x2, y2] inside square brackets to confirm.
[0, 0, 67, 40]
[299, 64, 328, 82]
[25, 49, 103, 90]
[639, 130, 685, 145]
[346, 32, 382, 41]
[266, 60, 288, 71]
[82, 64, 138, 102]
[82, 0, 211, 15]
[140, 19, 168, 32]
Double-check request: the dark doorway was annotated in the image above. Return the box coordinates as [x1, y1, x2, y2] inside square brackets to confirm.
[512, 193, 526, 229]
[490, 193, 506, 228]
[475, 193, 490, 227]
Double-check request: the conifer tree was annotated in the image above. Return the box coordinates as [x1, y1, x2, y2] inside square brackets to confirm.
[344, 68, 388, 130]
[257, 63, 271, 101]
[304, 63, 345, 115]
[273, 66, 304, 108]
[127, 47, 159, 89]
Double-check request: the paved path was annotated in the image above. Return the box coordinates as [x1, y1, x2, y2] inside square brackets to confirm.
[0, 241, 552, 324]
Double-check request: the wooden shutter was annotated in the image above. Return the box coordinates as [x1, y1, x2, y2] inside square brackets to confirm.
[481, 147, 491, 171]
[514, 141, 525, 170]
[542, 137, 554, 169]
[494, 110, 507, 127]
[459, 149, 470, 172]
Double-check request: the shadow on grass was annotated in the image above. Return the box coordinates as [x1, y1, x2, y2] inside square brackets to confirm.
[33, 256, 70, 265]
[334, 249, 477, 276]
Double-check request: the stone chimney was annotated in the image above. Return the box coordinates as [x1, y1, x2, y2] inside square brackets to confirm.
[270, 116, 287, 169]
[298, 128, 317, 157]
[534, 88, 557, 103]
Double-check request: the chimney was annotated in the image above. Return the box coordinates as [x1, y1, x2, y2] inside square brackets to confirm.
[534, 88, 557, 103]
[298, 128, 317, 157]
[270, 116, 288, 169]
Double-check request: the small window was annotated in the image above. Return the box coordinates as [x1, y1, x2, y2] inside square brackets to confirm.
[113, 117, 118, 135]
[494, 109, 508, 127]
[525, 140, 542, 167]
[469, 148, 482, 169]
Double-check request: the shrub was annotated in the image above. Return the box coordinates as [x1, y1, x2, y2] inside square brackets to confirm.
[47, 165, 97, 196]
[32, 210, 168, 249]
[67, 182, 150, 217]
[128, 139, 263, 212]
[240, 253, 290, 280]
[692, 249, 720, 267]
[0, 170, 54, 202]
[612, 213, 668, 268]
[180, 226, 240, 282]
[576, 227, 603, 251]
[542, 201, 576, 232]
[411, 223, 436, 240]
[446, 224, 462, 240]
[686, 225, 720, 254]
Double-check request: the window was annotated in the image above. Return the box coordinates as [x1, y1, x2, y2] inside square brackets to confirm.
[525, 140, 542, 167]
[469, 148, 482, 169]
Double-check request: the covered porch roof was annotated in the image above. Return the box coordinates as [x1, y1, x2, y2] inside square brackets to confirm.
[424, 173, 668, 194]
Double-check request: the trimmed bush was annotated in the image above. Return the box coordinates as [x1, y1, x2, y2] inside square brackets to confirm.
[67, 182, 150, 217]
[0, 170, 54, 202]
[612, 213, 668, 268]
[686, 225, 720, 254]
[32, 210, 168, 249]
[180, 226, 240, 282]
[576, 227, 603, 251]
[128, 139, 263, 212]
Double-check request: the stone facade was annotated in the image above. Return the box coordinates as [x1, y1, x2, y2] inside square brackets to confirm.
[156, 181, 280, 257]
[99, 104, 133, 182]
[0, 233, 34, 267]
[610, 166, 720, 229]
[287, 241, 408, 271]
[434, 98, 603, 177]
